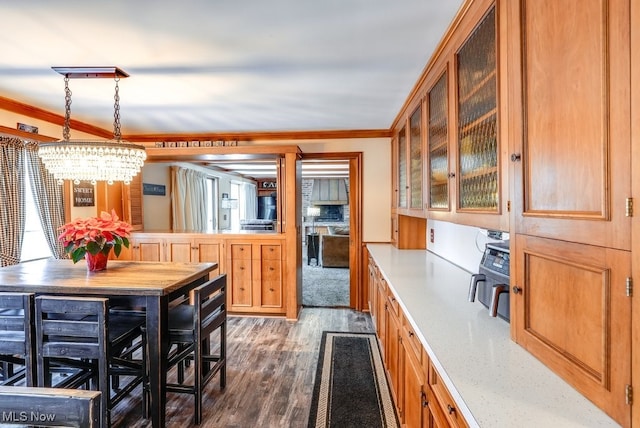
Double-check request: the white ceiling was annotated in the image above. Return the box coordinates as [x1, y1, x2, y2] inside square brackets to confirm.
[0, 0, 463, 135]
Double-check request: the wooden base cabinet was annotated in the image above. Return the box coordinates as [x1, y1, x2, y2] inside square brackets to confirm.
[512, 234, 631, 426]
[129, 234, 223, 276]
[227, 241, 285, 315]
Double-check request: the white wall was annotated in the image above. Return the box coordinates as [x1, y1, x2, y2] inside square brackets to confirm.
[426, 218, 509, 273]
[248, 138, 392, 243]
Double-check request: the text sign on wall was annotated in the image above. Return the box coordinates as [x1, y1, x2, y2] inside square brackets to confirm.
[143, 183, 166, 196]
[73, 182, 95, 207]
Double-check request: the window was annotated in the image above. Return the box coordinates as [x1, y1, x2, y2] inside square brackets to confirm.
[21, 171, 53, 261]
[205, 177, 219, 231]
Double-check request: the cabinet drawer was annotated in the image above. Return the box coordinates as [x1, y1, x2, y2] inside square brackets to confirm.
[260, 244, 281, 260]
[230, 244, 252, 259]
[402, 313, 422, 365]
[386, 290, 399, 317]
[429, 363, 467, 428]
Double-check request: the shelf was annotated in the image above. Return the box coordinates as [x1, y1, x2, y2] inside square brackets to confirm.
[459, 110, 496, 135]
[458, 70, 496, 105]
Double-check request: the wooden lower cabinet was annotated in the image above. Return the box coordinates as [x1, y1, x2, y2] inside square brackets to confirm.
[512, 234, 632, 426]
[227, 240, 284, 315]
[129, 234, 223, 275]
[402, 325, 428, 428]
[385, 294, 402, 410]
[428, 361, 467, 428]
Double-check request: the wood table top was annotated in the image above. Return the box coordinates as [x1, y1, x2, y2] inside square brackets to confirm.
[0, 258, 217, 296]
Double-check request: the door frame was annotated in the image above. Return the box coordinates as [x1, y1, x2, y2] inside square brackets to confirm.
[301, 152, 363, 310]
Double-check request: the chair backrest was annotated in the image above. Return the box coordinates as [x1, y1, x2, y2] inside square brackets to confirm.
[0, 292, 35, 386]
[35, 296, 109, 361]
[0, 385, 101, 427]
[195, 274, 226, 339]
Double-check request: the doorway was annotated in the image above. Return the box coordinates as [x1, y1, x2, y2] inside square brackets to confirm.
[301, 154, 362, 309]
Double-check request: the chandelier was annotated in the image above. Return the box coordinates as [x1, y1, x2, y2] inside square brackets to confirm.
[38, 66, 146, 185]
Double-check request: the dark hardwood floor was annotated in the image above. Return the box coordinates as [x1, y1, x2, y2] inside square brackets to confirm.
[112, 308, 374, 427]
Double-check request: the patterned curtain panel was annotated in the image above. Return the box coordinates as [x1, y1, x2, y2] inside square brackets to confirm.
[0, 137, 25, 266]
[25, 142, 67, 259]
[171, 166, 208, 232]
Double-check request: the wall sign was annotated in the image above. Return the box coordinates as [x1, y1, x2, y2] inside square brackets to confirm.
[261, 181, 277, 189]
[72, 182, 95, 207]
[143, 183, 166, 196]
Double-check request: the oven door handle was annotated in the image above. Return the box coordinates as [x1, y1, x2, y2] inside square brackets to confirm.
[468, 273, 486, 302]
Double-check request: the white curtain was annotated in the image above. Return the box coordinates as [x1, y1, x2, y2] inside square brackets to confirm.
[242, 182, 257, 220]
[171, 166, 208, 231]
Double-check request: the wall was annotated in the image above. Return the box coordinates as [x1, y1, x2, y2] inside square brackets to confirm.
[426, 218, 509, 273]
[247, 138, 391, 243]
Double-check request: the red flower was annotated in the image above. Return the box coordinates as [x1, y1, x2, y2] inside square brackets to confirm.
[58, 209, 131, 263]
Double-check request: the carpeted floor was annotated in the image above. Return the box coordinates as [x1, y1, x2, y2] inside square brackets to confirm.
[308, 332, 399, 428]
[303, 244, 350, 307]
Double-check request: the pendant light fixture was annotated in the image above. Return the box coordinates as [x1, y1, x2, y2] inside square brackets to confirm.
[38, 66, 146, 185]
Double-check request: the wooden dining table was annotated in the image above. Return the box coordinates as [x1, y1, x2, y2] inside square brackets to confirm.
[0, 258, 217, 428]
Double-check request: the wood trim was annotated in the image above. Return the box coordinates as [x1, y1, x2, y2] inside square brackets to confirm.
[0, 96, 112, 138]
[126, 129, 391, 142]
[144, 144, 302, 162]
[301, 152, 363, 311]
[631, 0, 639, 425]
[0, 125, 57, 142]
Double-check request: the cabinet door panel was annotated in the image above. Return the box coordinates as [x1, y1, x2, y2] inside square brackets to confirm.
[259, 259, 282, 308]
[513, 234, 631, 426]
[166, 239, 192, 262]
[135, 239, 162, 262]
[229, 259, 252, 307]
[512, 0, 630, 249]
[194, 239, 222, 275]
[403, 343, 426, 428]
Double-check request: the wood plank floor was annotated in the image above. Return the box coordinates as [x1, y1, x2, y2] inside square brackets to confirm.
[112, 308, 374, 427]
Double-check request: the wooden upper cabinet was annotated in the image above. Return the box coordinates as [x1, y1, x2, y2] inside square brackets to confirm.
[397, 126, 408, 209]
[427, 70, 450, 211]
[509, 0, 631, 250]
[409, 105, 424, 210]
[455, 6, 498, 213]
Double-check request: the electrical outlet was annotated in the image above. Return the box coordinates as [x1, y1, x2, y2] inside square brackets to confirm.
[430, 228, 435, 243]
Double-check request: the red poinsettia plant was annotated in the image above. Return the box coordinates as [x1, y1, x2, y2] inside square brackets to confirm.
[58, 209, 132, 263]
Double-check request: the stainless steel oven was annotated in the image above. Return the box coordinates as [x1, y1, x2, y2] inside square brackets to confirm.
[468, 241, 510, 321]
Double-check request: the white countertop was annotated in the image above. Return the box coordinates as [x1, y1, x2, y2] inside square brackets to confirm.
[367, 244, 620, 428]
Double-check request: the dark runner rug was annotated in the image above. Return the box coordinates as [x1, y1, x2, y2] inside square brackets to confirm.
[308, 332, 399, 428]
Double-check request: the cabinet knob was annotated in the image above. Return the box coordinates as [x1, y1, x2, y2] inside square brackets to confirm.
[239, 287, 245, 291]
[447, 404, 456, 415]
[448, 172, 455, 178]
[408, 331, 414, 337]
[510, 153, 522, 162]
[269, 288, 274, 292]
[512, 286, 522, 294]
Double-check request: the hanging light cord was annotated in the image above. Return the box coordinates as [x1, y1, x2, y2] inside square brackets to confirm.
[113, 77, 121, 141]
[63, 75, 72, 141]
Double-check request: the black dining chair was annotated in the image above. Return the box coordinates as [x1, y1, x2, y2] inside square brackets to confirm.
[34, 295, 146, 427]
[166, 274, 227, 424]
[0, 292, 35, 387]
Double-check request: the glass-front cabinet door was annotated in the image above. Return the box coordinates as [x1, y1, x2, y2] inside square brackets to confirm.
[428, 71, 449, 210]
[456, 6, 498, 211]
[409, 106, 423, 209]
[397, 126, 408, 209]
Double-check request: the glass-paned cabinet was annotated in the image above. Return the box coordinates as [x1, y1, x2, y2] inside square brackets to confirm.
[428, 72, 449, 209]
[397, 126, 408, 209]
[456, 6, 498, 211]
[409, 107, 423, 209]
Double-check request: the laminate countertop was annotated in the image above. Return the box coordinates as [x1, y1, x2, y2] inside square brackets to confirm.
[366, 244, 619, 428]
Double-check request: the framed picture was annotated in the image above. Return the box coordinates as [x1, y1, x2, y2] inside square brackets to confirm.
[72, 182, 95, 207]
